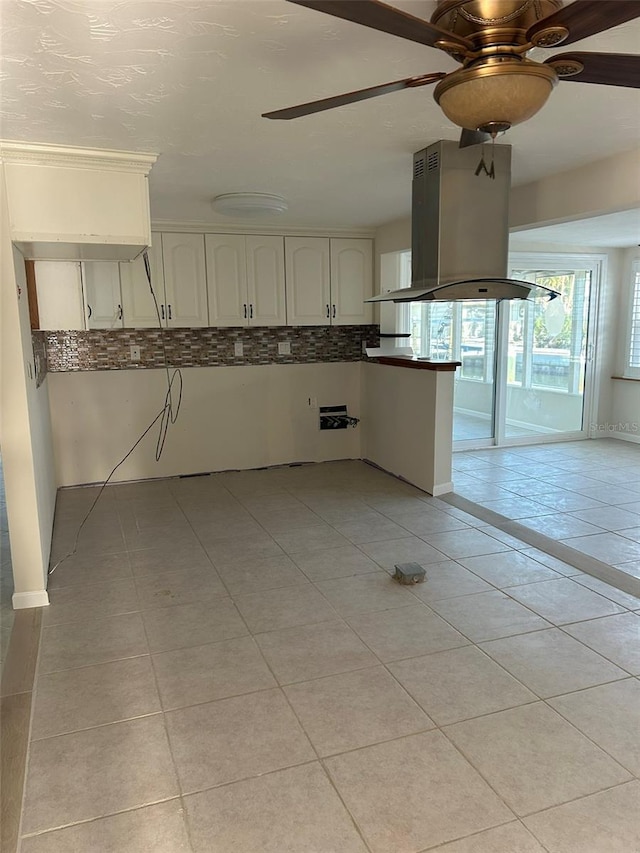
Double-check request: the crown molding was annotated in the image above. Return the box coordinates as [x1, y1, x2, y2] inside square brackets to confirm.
[151, 219, 376, 238]
[0, 141, 157, 174]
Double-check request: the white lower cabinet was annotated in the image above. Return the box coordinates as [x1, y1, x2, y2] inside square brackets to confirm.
[83, 262, 123, 329]
[206, 234, 286, 326]
[285, 236, 373, 325]
[34, 261, 85, 330]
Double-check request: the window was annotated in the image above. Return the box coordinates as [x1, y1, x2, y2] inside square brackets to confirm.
[626, 261, 640, 378]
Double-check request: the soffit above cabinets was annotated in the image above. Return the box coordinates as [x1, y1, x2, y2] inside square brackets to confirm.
[1, 142, 157, 261]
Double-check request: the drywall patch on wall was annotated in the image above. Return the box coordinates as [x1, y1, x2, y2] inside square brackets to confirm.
[43, 325, 380, 371]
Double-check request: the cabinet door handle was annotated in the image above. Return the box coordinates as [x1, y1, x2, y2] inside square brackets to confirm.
[168, 304, 172, 320]
[332, 304, 336, 319]
[161, 304, 165, 320]
[249, 304, 253, 319]
[243, 303, 247, 319]
[117, 304, 123, 321]
[326, 304, 330, 318]
[87, 304, 92, 319]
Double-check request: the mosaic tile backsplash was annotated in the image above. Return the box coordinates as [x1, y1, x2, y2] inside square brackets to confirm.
[39, 325, 380, 372]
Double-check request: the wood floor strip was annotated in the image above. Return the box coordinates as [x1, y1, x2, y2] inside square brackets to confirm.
[1, 691, 33, 853]
[440, 492, 640, 599]
[1, 607, 42, 853]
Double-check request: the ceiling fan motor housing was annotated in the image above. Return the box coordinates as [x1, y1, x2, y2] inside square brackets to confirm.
[431, 0, 563, 132]
[431, 0, 564, 44]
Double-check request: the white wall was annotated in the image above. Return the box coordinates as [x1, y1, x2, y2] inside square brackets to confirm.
[1, 166, 57, 607]
[47, 362, 362, 486]
[362, 362, 454, 495]
[510, 147, 640, 231]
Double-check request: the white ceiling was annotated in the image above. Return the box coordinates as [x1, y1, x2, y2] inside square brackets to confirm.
[1, 0, 639, 230]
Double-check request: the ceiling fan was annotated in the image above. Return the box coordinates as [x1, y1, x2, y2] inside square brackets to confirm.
[263, 0, 640, 146]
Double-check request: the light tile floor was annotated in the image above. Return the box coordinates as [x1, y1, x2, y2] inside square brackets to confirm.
[453, 438, 640, 579]
[19, 458, 640, 852]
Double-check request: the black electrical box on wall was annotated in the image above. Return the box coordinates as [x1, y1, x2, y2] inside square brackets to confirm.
[319, 405, 359, 430]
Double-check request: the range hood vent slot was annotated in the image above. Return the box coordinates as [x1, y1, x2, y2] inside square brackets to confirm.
[426, 150, 440, 172]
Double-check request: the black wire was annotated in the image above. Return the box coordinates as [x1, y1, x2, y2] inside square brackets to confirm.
[48, 250, 183, 576]
[142, 250, 183, 459]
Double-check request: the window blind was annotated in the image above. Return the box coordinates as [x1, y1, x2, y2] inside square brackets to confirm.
[629, 263, 640, 370]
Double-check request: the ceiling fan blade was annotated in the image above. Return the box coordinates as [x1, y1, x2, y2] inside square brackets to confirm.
[262, 72, 445, 120]
[527, 0, 640, 48]
[548, 52, 640, 88]
[459, 129, 490, 148]
[288, 0, 473, 51]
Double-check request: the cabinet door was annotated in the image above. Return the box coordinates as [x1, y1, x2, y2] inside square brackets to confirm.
[83, 262, 123, 329]
[330, 238, 373, 325]
[120, 237, 165, 328]
[247, 235, 286, 326]
[34, 261, 85, 330]
[205, 234, 248, 326]
[285, 237, 330, 326]
[162, 233, 208, 328]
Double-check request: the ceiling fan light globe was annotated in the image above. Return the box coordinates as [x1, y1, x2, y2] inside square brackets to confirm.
[434, 61, 557, 131]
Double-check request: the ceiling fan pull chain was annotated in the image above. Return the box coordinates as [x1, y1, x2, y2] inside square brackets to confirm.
[489, 138, 496, 180]
[475, 142, 496, 180]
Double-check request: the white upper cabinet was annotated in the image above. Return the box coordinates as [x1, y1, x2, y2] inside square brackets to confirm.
[285, 237, 331, 326]
[120, 237, 165, 328]
[205, 234, 248, 326]
[285, 236, 373, 326]
[246, 236, 286, 326]
[34, 261, 85, 330]
[330, 238, 373, 325]
[83, 262, 123, 329]
[161, 233, 208, 328]
[206, 234, 286, 326]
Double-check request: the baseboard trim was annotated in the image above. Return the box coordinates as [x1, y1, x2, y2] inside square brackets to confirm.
[431, 482, 454, 497]
[12, 590, 49, 610]
[611, 430, 640, 444]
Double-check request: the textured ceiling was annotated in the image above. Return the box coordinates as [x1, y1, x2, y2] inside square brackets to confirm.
[1, 0, 639, 229]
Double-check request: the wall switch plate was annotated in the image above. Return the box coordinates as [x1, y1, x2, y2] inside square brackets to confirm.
[278, 341, 291, 355]
[308, 397, 318, 409]
[130, 345, 141, 362]
[234, 342, 243, 357]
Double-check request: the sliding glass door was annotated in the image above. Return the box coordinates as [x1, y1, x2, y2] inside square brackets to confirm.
[496, 255, 599, 444]
[400, 252, 601, 447]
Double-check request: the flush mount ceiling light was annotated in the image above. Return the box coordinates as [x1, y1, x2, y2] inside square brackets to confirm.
[211, 193, 288, 218]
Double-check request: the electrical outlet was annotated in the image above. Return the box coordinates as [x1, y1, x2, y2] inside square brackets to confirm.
[278, 341, 291, 355]
[234, 342, 243, 357]
[130, 345, 141, 362]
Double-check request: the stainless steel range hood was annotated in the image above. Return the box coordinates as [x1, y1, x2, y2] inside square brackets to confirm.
[368, 139, 558, 303]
